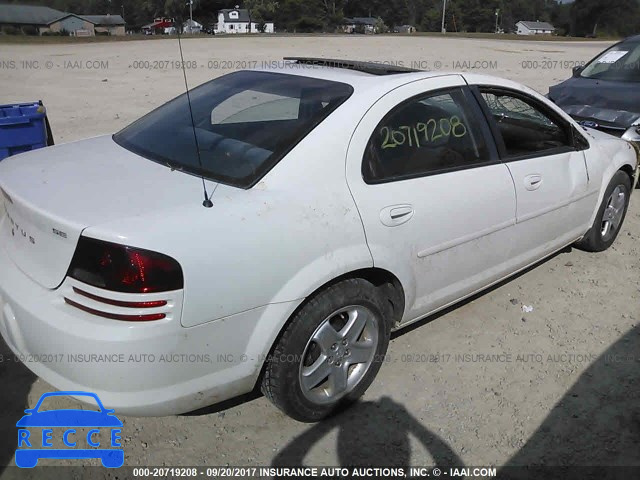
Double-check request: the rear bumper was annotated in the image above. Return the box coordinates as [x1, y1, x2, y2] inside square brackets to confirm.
[0, 219, 298, 415]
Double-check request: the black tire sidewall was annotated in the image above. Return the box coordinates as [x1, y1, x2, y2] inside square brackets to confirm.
[264, 279, 391, 422]
[583, 171, 632, 252]
[594, 172, 631, 250]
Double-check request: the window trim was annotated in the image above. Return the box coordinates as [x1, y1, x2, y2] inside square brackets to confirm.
[362, 86, 500, 185]
[471, 85, 581, 162]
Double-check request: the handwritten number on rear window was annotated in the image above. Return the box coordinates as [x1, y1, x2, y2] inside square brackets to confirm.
[381, 116, 467, 149]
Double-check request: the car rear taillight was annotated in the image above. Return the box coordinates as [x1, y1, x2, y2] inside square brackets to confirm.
[64, 297, 167, 322]
[67, 237, 183, 294]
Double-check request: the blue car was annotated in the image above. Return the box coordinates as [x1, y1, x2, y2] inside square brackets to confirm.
[548, 35, 640, 147]
[15, 391, 124, 468]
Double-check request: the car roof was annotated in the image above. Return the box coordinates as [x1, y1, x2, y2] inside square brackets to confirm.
[248, 61, 536, 98]
[249, 62, 459, 90]
[283, 57, 421, 75]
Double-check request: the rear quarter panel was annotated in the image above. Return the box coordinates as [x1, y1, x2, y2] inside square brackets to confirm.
[82, 101, 374, 329]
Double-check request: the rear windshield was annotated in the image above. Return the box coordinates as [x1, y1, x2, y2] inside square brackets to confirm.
[581, 41, 640, 82]
[113, 71, 353, 188]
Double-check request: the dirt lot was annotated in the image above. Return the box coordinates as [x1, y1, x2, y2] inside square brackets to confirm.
[0, 36, 639, 475]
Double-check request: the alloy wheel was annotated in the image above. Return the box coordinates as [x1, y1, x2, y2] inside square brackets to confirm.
[600, 185, 626, 242]
[299, 305, 379, 405]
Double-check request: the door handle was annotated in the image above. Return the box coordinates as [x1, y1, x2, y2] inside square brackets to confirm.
[524, 174, 543, 191]
[390, 206, 413, 219]
[380, 204, 414, 227]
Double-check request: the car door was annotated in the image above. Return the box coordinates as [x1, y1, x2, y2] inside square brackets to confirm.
[346, 76, 517, 324]
[473, 87, 593, 268]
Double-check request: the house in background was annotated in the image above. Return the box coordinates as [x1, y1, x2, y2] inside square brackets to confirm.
[49, 14, 125, 36]
[142, 17, 175, 35]
[0, 4, 125, 35]
[214, 8, 274, 34]
[342, 17, 384, 34]
[0, 4, 65, 33]
[516, 21, 555, 35]
[41, 12, 94, 36]
[183, 18, 202, 34]
[83, 15, 126, 35]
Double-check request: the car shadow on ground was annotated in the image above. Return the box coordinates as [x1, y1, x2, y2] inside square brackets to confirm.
[182, 390, 263, 417]
[498, 324, 640, 476]
[272, 396, 463, 470]
[270, 325, 640, 475]
[0, 336, 35, 473]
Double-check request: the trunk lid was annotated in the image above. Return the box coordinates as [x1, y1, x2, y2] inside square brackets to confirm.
[0, 135, 214, 289]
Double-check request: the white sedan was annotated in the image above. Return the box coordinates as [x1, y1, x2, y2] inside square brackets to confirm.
[0, 58, 637, 422]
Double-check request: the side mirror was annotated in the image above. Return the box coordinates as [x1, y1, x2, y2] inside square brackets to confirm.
[572, 65, 584, 77]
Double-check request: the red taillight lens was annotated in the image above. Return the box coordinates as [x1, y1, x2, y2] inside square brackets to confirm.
[67, 237, 183, 293]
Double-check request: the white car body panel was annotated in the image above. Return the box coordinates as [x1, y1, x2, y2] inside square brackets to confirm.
[581, 126, 639, 223]
[501, 151, 594, 271]
[82, 114, 374, 326]
[0, 242, 300, 415]
[0, 66, 637, 415]
[345, 75, 517, 321]
[0, 136, 213, 289]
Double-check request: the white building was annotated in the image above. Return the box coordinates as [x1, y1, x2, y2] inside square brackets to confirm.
[516, 21, 555, 35]
[183, 18, 202, 34]
[214, 8, 274, 34]
[342, 17, 382, 34]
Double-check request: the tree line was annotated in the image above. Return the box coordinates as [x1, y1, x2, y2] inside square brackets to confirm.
[5, 0, 640, 36]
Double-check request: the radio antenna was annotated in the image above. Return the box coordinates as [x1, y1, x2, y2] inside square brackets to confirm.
[177, 26, 213, 208]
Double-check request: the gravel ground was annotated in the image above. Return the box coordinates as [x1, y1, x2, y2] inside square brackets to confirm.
[0, 36, 638, 476]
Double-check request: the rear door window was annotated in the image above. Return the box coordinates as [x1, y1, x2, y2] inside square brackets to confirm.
[362, 87, 493, 183]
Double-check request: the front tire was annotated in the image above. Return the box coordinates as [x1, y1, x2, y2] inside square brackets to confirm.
[576, 171, 631, 252]
[261, 278, 391, 422]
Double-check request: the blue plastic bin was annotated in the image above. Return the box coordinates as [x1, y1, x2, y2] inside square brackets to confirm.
[0, 102, 50, 161]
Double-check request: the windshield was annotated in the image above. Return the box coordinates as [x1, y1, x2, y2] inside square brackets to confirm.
[580, 41, 640, 82]
[113, 71, 353, 188]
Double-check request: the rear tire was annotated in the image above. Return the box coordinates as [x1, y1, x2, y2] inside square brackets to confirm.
[576, 171, 631, 252]
[261, 278, 391, 422]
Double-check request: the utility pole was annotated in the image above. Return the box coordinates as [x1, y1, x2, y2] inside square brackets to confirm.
[185, 0, 193, 33]
[441, 0, 446, 33]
